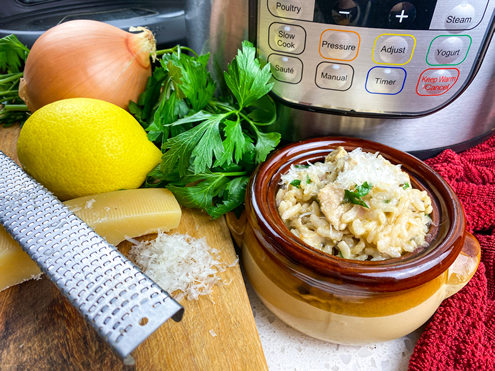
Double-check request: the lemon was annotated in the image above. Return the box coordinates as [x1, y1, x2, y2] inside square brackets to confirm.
[17, 98, 162, 201]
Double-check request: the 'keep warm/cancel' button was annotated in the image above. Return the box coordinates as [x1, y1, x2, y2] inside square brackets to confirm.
[416, 68, 459, 96]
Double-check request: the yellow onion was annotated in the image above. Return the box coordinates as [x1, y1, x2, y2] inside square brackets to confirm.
[19, 20, 156, 112]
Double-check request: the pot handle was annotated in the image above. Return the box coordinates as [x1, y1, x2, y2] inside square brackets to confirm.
[225, 211, 247, 248]
[444, 232, 481, 299]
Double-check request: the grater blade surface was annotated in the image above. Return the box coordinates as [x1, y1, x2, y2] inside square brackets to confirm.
[0, 151, 184, 358]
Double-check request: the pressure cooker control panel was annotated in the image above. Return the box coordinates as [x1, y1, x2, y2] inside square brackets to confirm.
[256, 0, 495, 116]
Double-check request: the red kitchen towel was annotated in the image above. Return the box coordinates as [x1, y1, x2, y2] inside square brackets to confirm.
[408, 136, 495, 371]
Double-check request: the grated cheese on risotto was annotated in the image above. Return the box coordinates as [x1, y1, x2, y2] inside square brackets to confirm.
[128, 232, 238, 302]
[276, 147, 433, 261]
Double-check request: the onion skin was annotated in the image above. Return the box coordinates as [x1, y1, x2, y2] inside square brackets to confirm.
[19, 20, 155, 112]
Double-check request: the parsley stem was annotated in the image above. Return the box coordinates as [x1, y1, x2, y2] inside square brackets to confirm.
[0, 72, 23, 84]
[155, 45, 199, 58]
[0, 104, 28, 112]
[0, 90, 18, 95]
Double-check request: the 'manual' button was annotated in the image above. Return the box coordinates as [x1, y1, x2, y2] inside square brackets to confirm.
[315, 62, 354, 91]
[268, 54, 303, 84]
[416, 68, 460, 96]
[269, 23, 306, 54]
[372, 34, 416, 65]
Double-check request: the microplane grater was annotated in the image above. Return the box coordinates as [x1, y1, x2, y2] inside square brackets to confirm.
[0, 151, 184, 358]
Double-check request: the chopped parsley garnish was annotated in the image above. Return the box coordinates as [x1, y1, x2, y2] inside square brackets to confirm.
[403, 182, 410, 190]
[384, 199, 391, 204]
[344, 182, 373, 209]
[306, 175, 311, 184]
[337, 251, 343, 258]
[290, 179, 302, 188]
[295, 164, 309, 169]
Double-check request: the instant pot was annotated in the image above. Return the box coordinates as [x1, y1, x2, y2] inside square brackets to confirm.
[189, 0, 495, 158]
[4, 0, 495, 158]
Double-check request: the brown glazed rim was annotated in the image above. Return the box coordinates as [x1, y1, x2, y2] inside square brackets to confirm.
[247, 137, 466, 292]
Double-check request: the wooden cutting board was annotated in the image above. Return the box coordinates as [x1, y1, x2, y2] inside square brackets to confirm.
[0, 125, 267, 370]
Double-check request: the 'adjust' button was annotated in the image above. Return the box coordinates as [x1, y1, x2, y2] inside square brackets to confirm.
[372, 34, 416, 65]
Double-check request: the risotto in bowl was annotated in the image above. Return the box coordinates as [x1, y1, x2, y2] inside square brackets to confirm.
[228, 137, 480, 344]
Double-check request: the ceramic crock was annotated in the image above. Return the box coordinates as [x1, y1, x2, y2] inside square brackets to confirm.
[227, 137, 480, 345]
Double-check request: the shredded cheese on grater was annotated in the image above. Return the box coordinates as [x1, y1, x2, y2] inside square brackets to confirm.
[128, 232, 238, 302]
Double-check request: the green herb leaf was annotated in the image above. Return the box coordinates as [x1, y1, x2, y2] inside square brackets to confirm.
[403, 182, 410, 190]
[295, 164, 309, 169]
[337, 251, 343, 258]
[290, 179, 302, 188]
[0, 35, 29, 73]
[344, 182, 373, 208]
[224, 41, 273, 110]
[306, 175, 311, 184]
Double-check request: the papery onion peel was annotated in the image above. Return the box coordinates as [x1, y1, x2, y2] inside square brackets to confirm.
[19, 20, 156, 112]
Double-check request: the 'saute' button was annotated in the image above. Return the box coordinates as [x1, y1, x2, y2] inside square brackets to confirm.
[416, 68, 460, 96]
[372, 34, 416, 65]
[268, 54, 303, 83]
[315, 62, 354, 91]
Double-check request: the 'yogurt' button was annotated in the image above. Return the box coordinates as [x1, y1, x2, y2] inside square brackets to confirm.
[315, 63, 354, 91]
[366, 67, 406, 95]
[267, 0, 316, 21]
[427, 35, 472, 65]
[319, 29, 360, 61]
[445, 3, 476, 29]
[269, 23, 306, 54]
[372, 34, 416, 65]
[268, 54, 303, 83]
[416, 68, 460, 96]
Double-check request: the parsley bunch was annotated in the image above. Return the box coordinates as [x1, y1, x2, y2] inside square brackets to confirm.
[130, 41, 281, 218]
[0, 35, 30, 127]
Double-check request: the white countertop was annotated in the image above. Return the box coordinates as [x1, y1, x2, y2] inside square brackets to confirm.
[243, 273, 424, 371]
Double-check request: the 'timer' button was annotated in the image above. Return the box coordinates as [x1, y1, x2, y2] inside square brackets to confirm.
[268, 54, 303, 84]
[315, 62, 354, 91]
[269, 23, 306, 54]
[366, 67, 406, 95]
[267, 0, 315, 21]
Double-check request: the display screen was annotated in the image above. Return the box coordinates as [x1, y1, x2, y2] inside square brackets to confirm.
[313, 0, 438, 30]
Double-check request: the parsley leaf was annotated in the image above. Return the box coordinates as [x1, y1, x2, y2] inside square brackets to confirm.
[0, 34, 30, 127]
[344, 182, 373, 209]
[224, 41, 273, 110]
[135, 41, 280, 219]
[306, 175, 311, 184]
[290, 179, 302, 188]
[403, 182, 410, 190]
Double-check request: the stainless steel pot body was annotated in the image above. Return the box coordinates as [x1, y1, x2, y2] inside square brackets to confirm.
[186, 0, 495, 156]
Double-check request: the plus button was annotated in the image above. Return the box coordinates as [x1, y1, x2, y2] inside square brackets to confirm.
[395, 9, 409, 23]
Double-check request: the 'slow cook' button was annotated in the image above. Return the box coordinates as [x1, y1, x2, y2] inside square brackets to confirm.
[366, 67, 407, 95]
[268, 54, 303, 83]
[416, 68, 460, 96]
[315, 62, 354, 91]
[427, 35, 472, 66]
[319, 29, 361, 61]
[372, 34, 416, 65]
[269, 23, 306, 54]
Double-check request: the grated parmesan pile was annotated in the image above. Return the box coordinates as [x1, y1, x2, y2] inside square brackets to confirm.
[128, 232, 238, 302]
